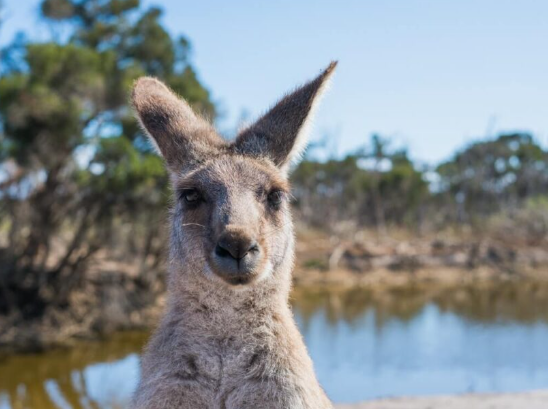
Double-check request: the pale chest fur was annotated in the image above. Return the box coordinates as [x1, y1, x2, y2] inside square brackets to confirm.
[135, 291, 332, 409]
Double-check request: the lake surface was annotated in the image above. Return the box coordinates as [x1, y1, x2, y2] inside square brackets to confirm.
[2, 283, 548, 407]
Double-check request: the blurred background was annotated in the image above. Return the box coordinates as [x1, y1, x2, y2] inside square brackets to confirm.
[1, 0, 548, 408]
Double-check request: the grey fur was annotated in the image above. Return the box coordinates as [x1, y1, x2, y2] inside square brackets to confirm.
[131, 62, 337, 409]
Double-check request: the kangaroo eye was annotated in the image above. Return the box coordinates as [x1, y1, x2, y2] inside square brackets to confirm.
[181, 188, 201, 204]
[267, 190, 284, 207]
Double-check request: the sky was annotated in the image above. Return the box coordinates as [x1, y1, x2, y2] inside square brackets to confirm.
[1, 0, 547, 165]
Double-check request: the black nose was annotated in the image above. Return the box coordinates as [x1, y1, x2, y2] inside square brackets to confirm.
[211, 230, 262, 284]
[215, 235, 259, 260]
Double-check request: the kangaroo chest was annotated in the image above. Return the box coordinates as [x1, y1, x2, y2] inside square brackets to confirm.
[182, 332, 270, 382]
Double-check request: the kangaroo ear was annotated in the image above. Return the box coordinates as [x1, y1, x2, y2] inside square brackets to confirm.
[234, 61, 337, 173]
[132, 77, 224, 174]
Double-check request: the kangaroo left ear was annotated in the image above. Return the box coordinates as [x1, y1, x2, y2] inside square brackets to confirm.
[233, 61, 337, 173]
[132, 77, 224, 175]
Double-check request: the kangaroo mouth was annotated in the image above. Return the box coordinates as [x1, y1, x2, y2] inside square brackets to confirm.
[223, 274, 254, 286]
[206, 251, 272, 287]
[208, 262, 261, 286]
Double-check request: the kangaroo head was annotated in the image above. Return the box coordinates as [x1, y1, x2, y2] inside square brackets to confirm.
[132, 62, 336, 288]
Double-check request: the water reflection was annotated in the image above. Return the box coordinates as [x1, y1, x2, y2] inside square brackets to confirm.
[294, 284, 548, 402]
[2, 283, 548, 407]
[0, 332, 147, 409]
[292, 281, 548, 326]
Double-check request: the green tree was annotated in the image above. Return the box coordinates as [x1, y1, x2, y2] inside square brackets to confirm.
[0, 0, 215, 314]
[437, 133, 548, 223]
[291, 135, 429, 231]
[358, 134, 390, 235]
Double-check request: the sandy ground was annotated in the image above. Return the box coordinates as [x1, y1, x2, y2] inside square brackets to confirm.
[335, 390, 548, 409]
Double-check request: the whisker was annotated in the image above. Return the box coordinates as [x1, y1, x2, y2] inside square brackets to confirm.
[181, 223, 206, 228]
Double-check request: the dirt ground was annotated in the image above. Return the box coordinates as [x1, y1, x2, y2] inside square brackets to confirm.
[291, 228, 548, 293]
[335, 390, 548, 409]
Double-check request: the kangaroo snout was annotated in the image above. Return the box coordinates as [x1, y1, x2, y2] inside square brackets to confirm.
[211, 228, 263, 285]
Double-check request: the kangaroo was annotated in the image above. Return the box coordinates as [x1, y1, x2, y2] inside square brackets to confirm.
[131, 62, 337, 409]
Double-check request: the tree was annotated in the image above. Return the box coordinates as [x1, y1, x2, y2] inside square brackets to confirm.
[291, 135, 429, 232]
[436, 133, 548, 223]
[357, 134, 390, 235]
[0, 0, 215, 315]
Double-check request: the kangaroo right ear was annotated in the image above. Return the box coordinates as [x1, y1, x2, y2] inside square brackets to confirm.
[132, 77, 224, 173]
[233, 62, 337, 174]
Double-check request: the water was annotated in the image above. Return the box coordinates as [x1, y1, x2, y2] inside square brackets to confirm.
[2, 283, 548, 407]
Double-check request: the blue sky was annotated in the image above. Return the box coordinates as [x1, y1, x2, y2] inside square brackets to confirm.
[2, 0, 547, 164]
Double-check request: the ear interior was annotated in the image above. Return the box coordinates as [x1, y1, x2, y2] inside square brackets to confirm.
[233, 61, 337, 171]
[132, 77, 224, 173]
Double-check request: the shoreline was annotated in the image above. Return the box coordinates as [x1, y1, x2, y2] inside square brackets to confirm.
[335, 390, 548, 409]
[2, 270, 548, 352]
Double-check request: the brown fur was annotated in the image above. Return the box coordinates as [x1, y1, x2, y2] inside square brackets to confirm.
[131, 62, 337, 409]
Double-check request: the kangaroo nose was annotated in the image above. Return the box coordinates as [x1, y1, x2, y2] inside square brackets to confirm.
[211, 229, 263, 284]
[215, 233, 259, 260]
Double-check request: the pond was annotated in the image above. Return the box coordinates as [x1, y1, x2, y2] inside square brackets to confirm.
[2, 283, 548, 408]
